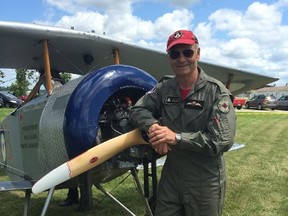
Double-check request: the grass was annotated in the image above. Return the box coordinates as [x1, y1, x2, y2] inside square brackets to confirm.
[0, 108, 14, 120]
[0, 109, 288, 215]
[224, 112, 288, 216]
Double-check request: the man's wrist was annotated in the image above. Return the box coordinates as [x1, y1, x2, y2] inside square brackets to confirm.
[175, 133, 182, 144]
[147, 121, 159, 132]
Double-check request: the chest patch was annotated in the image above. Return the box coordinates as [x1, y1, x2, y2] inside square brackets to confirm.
[185, 100, 204, 109]
[165, 96, 180, 104]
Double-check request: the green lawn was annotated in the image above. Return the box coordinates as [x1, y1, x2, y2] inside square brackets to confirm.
[0, 108, 14, 121]
[0, 109, 287, 215]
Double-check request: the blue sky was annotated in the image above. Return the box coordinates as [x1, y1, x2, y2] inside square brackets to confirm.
[1, 0, 288, 87]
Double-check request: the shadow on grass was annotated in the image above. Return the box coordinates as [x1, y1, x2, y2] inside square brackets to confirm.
[0, 181, 150, 216]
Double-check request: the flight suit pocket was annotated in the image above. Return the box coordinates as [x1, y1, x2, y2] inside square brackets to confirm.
[162, 103, 181, 124]
[208, 112, 230, 142]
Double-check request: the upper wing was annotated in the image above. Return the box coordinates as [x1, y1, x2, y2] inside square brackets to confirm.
[0, 21, 278, 95]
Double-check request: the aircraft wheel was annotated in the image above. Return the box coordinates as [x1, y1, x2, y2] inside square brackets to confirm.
[257, 104, 262, 110]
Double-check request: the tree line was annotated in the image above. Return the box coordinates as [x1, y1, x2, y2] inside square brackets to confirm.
[0, 69, 71, 97]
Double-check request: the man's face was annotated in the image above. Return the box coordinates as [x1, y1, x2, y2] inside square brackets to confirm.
[168, 44, 200, 77]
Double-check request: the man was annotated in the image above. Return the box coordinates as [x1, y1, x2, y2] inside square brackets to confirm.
[129, 30, 236, 216]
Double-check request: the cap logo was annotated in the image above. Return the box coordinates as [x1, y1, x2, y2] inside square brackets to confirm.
[173, 31, 182, 39]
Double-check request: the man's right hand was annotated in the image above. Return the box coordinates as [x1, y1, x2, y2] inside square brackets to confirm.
[148, 123, 174, 155]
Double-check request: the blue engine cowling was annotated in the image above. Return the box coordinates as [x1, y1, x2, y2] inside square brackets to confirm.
[63, 64, 157, 158]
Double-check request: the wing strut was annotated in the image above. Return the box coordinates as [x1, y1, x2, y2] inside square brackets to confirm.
[22, 40, 53, 103]
[225, 73, 234, 90]
[23, 75, 44, 104]
[42, 39, 53, 95]
[113, 49, 120, 64]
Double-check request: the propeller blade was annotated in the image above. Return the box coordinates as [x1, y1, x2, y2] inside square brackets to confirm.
[32, 129, 148, 194]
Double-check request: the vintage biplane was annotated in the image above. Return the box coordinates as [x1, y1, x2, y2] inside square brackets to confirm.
[0, 21, 278, 216]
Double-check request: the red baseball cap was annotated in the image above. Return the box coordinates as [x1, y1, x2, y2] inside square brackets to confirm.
[166, 30, 199, 51]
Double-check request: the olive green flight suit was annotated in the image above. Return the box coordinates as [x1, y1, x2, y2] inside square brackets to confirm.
[129, 67, 236, 216]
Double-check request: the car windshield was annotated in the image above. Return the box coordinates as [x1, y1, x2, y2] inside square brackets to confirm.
[0, 92, 19, 100]
[267, 95, 276, 100]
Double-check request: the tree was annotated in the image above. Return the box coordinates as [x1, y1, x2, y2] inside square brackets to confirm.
[10, 69, 35, 97]
[0, 70, 4, 82]
[5, 69, 71, 97]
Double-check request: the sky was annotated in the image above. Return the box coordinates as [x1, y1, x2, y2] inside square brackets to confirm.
[1, 0, 288, 87]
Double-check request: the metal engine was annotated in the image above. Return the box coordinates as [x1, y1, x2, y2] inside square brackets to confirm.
[98, 94, 153, 171]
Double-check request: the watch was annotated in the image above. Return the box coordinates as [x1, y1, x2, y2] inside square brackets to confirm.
[175, 133, 182, 143]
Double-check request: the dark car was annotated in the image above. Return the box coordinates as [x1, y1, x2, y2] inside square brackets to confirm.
[0, 91, 22, 108]
[276, 95, 288, 110]
[245, 94, 277, 110]
[0, 97, 3, 107]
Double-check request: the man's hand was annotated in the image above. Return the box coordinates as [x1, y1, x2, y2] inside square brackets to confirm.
[148, 124, 177, 155]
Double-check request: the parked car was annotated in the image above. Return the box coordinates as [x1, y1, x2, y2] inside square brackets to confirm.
[276, 95, 288, 110]
[245, 94, 277, 110]
[0, 91, 22, 108]
[233, 97, 247, 110]
[0, 97, 3, 107]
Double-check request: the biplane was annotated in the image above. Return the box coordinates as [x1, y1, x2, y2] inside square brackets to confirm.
[0, 21, 278, 216]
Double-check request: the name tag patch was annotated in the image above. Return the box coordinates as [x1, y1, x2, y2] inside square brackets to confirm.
[165, 96, 180, 104]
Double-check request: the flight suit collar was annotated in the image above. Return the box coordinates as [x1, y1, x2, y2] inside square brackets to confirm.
[193, 67, 207, 92]
[169, 67, 208, 94]
[166, 67, 208, 97]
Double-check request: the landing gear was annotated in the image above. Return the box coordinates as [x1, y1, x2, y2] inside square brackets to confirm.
[76, 161, 157, 216]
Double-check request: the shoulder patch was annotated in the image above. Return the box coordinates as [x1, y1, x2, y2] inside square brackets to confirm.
[217, 97, 230, 113]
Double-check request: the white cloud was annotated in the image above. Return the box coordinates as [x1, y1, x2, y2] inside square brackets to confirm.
[222, 38, 259, 59]
[208, 9, 242, 33]
[155, 9, 194, 33]
[275, 0, 288, 9]
[14, 0, 288, 87]
[195, 1, 288, 85]
[45, 0, 85, 14]
[56, 11, 107, 33]
[102, 13, 154, 41]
